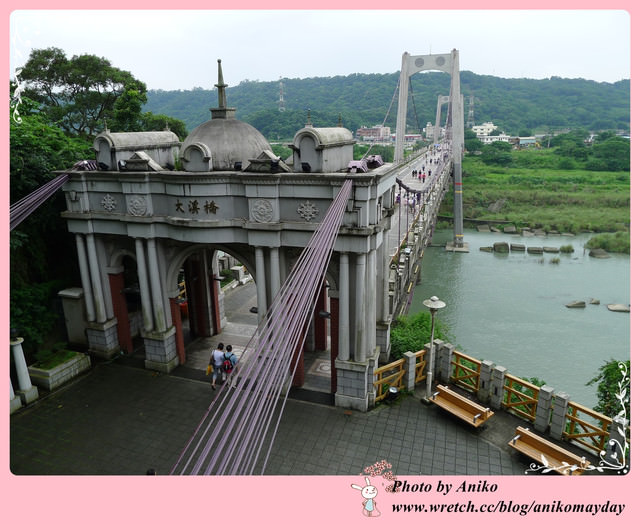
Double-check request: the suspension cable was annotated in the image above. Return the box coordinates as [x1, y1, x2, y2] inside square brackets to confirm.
[171, 179, 353, 476]
[10, 173, 69, 231]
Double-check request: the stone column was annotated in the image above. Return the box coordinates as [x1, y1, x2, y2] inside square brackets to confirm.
[10, 336, 38, 404]
[489, 365, 506, 411]
[338, 253, 350, 361]
[549, 392, 570, 440]
[85, 233, 107, 323]
[354, 254, 366, 362]
[135, 238, 153, 333]
[75, 234, 96, 322]
[146, 238, 166, 332]
[477, 360, 494, 404]
[269, 247, 281, 304]
[330, 295, 339, 394]
[255, 247, 268, 322]
[436, 341, 454, 383]
[366, 248, 377, 358]
[403, 351, 416, 392]
[534, 385, 555, 432]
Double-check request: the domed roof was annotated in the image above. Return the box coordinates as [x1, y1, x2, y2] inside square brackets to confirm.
[179, 60, 272, 172]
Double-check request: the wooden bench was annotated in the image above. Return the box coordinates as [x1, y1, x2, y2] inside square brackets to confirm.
[508, 426, 590, 475]
[429, 384, 494, 427]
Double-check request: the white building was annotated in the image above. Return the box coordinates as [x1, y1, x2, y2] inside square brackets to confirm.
[472, 122, 498, 135]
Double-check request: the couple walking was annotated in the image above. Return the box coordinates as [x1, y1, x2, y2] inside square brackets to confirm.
[209, 342, 238, 390]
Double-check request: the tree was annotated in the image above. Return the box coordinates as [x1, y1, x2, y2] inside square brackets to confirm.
[20, 47, 147, 137]
[586, 359, 630, 420]
[481, 140, 512, 166]
[140, 112, 188, 140]
[588, 136, 630, 171]
[10, 97, 92, 354]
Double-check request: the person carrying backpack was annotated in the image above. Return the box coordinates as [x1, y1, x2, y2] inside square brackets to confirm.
[222, 344, 238, 385]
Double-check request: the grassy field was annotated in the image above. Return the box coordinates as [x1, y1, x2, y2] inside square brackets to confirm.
[439, 154, 630, 234]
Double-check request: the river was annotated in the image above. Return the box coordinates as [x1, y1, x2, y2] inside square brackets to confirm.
[407, 228, 630, 409]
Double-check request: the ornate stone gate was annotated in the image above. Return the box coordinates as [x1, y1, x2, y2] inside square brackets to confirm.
[60, 61, 399, 411]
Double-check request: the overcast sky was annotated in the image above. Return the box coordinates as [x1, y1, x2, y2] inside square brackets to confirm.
[10, 9, 630, 91]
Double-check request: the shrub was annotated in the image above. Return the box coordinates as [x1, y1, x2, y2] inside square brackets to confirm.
[389, 311, 448, 361]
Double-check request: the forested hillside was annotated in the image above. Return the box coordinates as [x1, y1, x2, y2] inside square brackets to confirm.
[144, 71, 629, 140]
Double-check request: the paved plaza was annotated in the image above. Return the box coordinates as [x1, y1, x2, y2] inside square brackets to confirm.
[11, 359, 531, 476]
[9, 281, 596, 477]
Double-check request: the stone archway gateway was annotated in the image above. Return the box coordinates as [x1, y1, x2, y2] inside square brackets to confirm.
[59, 60, 400, 411]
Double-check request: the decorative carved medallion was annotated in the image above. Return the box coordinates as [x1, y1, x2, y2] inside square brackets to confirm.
[101, 194, 117, 212]
[128, 195, 148, 216]
[251, 199, 273, 223]
[297, 200, 318, 222]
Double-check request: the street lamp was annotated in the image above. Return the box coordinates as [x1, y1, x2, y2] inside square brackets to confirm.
[423, 296, 446, 402]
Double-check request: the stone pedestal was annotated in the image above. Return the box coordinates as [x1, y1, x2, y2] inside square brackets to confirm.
[10, 381, 23, 413]
[10, 337, 39, 405]
[334, 359, 372, 412]
[58, 287, 88, 346]
[143, 327, 178, 373]
[86, 318, 120, 359]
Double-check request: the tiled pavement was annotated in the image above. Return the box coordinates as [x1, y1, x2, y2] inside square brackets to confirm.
[10, 361, 527, 476]
[9, 282, 591, 477]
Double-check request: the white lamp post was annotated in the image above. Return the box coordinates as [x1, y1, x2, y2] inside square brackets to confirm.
[423, 296, 446, 401]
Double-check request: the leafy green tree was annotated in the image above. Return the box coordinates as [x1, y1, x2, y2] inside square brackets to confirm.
[586, 359, 630, 420]
[10, 96, 91, 355]
[20, 47, 147, 137]
[111, 82, 148, 132]
[481, 140, 512, 166]
[588, 136, 630, 171]
[139, 112, 188, 140]
[464, 137, 483, 153]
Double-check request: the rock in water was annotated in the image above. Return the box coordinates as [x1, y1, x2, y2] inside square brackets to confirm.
[607, 304, 630, 312]
[566, 300, 586, 308]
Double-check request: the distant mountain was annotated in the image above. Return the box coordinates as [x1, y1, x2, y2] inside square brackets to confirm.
[144, 71, 629, 140]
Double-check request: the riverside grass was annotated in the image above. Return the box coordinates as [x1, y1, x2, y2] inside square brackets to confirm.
[440, 154, 630, 235]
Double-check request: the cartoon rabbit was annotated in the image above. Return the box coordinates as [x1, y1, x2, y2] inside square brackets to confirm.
[351, 476, 381, 517]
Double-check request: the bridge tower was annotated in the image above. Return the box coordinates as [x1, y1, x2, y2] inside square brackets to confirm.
[394, 50, 466, 250]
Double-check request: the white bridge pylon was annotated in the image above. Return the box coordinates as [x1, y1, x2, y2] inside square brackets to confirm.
[394, 50, 466, 249]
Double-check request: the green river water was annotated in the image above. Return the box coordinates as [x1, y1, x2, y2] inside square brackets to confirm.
[407, 228, 631, 409]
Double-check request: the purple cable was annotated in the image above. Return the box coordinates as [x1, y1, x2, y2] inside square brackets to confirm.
[172, 180, 352, 475]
